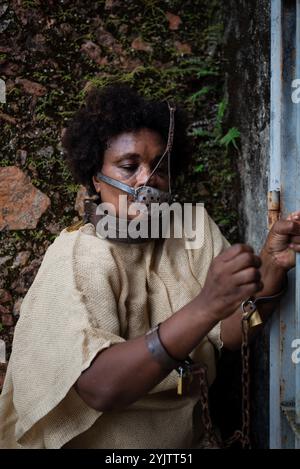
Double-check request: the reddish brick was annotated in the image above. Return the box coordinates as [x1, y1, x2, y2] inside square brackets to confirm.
[0, 166, 50, 230]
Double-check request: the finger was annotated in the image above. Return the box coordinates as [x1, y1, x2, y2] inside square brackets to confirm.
[287, 211, 300, 220]
[233, 267, 261, 286]
[290, 235, 300, 244]
[229, 252, 261, 274]
[239, 281, 264, 298]
[273, 219, 300, 236]
[220, 244, 254, 262]
[289, 243, 300, 252]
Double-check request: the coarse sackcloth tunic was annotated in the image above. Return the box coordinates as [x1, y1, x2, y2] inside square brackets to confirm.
[0, 208, 230, 448]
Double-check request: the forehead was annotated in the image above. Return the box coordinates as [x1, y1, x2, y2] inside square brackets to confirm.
[105, 128, 165, 159]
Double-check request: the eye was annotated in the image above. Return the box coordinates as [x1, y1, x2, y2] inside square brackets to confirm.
[121, 165, 138, 172]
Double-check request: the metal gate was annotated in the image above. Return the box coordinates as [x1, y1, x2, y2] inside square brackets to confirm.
[269, 0, 300, 448]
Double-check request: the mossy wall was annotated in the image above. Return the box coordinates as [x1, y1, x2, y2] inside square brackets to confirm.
[224, 0, 271, 449]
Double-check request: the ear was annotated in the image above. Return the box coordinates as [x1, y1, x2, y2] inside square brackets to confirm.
[92, 175, 101, 195]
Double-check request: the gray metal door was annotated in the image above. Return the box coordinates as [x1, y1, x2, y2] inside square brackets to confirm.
[270, 0, 300, 448]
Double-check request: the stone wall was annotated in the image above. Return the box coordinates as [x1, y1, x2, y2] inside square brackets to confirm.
[224, 0, 271, 449]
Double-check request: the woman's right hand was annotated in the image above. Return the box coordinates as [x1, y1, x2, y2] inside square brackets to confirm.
[197, 244, 263, 322]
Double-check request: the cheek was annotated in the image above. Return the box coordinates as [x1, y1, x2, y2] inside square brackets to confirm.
[100, 184, 118, 204]
[99, 185, 126, 216]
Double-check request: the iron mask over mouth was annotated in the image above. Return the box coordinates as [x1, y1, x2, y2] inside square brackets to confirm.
[95, 102, 176, 207]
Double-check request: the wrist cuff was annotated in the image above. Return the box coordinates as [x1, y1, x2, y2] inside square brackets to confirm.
[145, 323, 192, 371]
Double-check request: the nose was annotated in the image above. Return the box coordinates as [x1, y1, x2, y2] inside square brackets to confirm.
[135, 165, 158, 188]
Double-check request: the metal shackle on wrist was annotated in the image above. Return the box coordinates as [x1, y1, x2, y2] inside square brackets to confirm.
[241, 278, 288, 328]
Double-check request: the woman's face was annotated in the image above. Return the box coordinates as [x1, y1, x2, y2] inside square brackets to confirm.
[92, 128, 169, 218]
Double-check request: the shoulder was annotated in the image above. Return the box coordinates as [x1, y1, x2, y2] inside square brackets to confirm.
[182, 205, 230, 282]
[175, 204, 229, 251]
[35, 222, 120, 289]
[47, 222, 114, 261]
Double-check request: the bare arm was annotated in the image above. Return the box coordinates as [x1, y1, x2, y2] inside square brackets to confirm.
[75, 298, 217, 411]
[221, 244, 287, 351]
[221, 212, 300, 350]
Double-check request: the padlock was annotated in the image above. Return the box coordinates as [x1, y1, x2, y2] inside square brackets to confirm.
[248, 309, 263, 328]
[241, 299, 263, 328]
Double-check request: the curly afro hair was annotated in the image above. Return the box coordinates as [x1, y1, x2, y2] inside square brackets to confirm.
[62, 85, 191, 196]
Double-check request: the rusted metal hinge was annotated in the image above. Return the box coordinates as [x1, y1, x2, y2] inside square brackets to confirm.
[268, 190, 281, 230]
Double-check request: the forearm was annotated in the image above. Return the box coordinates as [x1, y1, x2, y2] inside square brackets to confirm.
[221, 246, 287, 351]
[75, 297, 218, 411]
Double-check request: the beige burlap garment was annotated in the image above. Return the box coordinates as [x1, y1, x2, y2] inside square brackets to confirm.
[0, 208, 230, 449]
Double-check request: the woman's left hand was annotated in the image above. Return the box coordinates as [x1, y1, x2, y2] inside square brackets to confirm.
[263, 210, 300, 271]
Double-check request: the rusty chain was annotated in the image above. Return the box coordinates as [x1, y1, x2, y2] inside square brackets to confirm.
[195, 315, 251, 449]
[197, 365, 222, 448]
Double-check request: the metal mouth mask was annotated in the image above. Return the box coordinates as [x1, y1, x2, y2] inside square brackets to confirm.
[95, 103, 176, 207]
[94, 173, 171, 206]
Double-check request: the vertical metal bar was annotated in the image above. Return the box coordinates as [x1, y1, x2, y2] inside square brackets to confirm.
[280, 0, 298, 448]
[270, 0, 283, 193]
[295, 0, 300, 432]
[269, 0, 283, 449]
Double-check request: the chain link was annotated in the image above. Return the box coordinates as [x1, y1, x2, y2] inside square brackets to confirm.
[240, 318, 251, 448]
[197, 365, 221, 448]
[195, 315, 251, 449]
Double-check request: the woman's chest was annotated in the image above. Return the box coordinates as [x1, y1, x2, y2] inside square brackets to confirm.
[114, 247, 202, 339]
